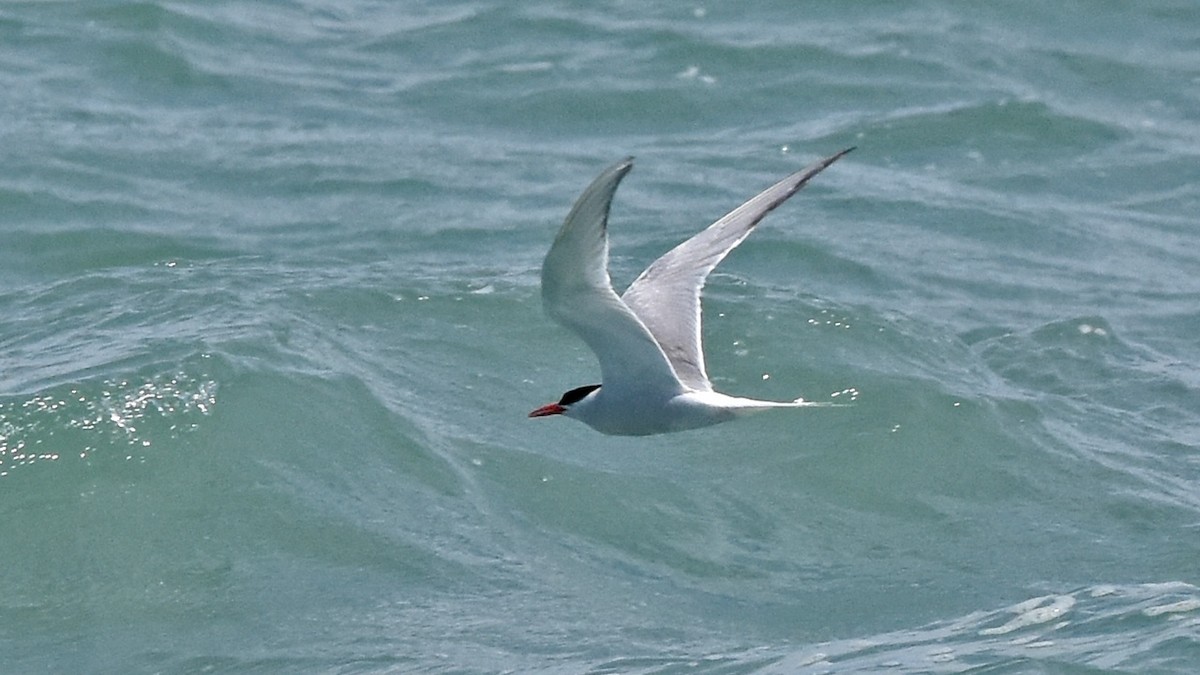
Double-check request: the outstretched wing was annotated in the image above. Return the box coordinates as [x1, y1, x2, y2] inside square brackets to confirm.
[541, 158, 685, 398]
[621, 148, 854, 391]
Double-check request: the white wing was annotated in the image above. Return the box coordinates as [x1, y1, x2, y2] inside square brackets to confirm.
[541, 157, 685, 398]
[621, 148, 854, 391]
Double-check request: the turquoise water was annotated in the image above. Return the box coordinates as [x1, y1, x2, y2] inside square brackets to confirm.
[2, 1, 1199, 672]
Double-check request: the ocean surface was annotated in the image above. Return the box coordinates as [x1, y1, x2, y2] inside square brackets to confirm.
[2, 1, 1199, 672]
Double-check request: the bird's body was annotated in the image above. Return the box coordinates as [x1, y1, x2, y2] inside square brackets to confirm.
[529, 148, 853, 436]
[552, 388, 814, 437]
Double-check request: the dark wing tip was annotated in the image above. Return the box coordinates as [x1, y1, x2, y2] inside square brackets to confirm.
[824, 146, 856, 166]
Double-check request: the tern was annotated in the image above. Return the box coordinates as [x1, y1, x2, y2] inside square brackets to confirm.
[529, 148, 853, 435]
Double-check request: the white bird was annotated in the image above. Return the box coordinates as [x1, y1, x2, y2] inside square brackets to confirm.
[529, 148, 853, 436]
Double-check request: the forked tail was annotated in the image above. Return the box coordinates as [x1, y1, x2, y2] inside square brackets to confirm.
[791, 397, 852, 408]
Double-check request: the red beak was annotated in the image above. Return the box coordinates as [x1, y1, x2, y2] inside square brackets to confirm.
[528, 403, 566, 418]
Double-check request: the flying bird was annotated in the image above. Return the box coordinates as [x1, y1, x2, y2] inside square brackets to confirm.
[529, 148, 853, 435]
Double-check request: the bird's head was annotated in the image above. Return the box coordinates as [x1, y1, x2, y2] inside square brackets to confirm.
[529, 383, 601, 419]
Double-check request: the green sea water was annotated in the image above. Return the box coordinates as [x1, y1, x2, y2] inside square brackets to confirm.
[2, 1, 1199, 672]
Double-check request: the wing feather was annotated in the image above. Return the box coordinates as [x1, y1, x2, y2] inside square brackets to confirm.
[541, 158, 685, 398]
[621, 148, 854, 391]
